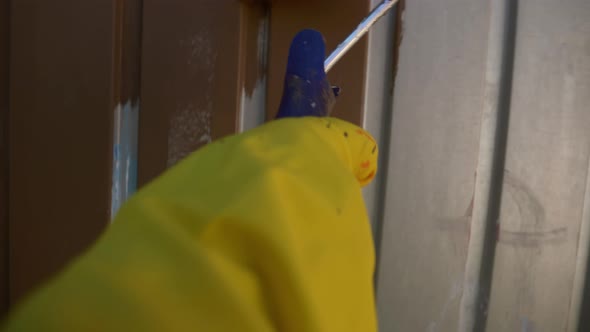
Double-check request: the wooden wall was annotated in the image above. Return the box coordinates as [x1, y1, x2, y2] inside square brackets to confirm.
[2, 0, 373, 314]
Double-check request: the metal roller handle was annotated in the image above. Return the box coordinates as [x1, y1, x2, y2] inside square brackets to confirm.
[324, 0, 399, 72]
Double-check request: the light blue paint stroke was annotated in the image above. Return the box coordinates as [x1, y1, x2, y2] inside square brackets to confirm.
[111, 100, 139, 220]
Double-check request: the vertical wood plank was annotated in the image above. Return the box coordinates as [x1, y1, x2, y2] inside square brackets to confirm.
[375, 1, 491, 330]
[8, 0, 139, 303]
[110, 0, 143, 217]
[361, 0, 397, 245]
[0, 0, 9, 314]
[265, 0, 371, 125]
[486, 1, 590, 330]
[138, 0, 267, 185]
[115, 0, 143, 104]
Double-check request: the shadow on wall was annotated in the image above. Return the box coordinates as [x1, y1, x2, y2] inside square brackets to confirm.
[580, 255, 590, 331]
[472, 0, 519, 329]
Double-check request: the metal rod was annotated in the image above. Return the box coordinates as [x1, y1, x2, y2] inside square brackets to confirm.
[324, 0, 399, 72]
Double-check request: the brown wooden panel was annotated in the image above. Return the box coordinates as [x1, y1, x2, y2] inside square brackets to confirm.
[138, 0, 267, 185]
[114, 0, 143, 104]
[0, 0, 9, 315]
[8, 0, 141, 303]
[266, 0, 371, 124]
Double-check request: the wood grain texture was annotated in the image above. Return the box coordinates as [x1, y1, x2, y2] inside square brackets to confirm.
[8, 0, 141, 304]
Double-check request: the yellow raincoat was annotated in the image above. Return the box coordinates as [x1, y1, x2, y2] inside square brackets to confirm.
[3, 116, 378, 332]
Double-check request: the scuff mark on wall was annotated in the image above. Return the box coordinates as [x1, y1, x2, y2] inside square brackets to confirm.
[111, 100, 139, 219]
[166, 31, 217, 167]
[181, 30, 217, 73]
[167, 104, 212, 167]
[427, 279, 464, 332]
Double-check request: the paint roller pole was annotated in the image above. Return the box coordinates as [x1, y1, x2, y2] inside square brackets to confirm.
[324, 0, 399, 73]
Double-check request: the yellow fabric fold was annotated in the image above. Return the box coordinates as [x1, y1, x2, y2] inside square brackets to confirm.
[3, 117, 378, 332]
